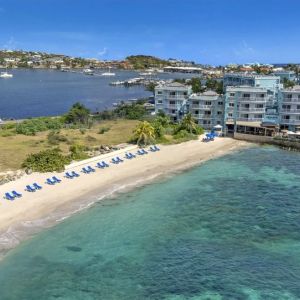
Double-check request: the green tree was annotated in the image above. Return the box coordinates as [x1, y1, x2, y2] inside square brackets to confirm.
[22, 149, 71, 172]
[178, 113, 202, 134]
[283, 78, 296, 89]
[190, 77, 203, 93]
[64, 102, 91, 125]
[132, 121, 155, 145]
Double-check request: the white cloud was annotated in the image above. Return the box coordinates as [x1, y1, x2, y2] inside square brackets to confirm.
[97, 47, 108, 57]
[2, 37, 18, 50]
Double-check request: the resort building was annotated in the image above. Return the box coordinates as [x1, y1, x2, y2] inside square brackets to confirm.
[278, 86, 300, 131]
[155, 82, 192, 121]
[224, 86, 276, 134]
[189, 91, 224, 130]
[273, 70, 296, 82]
[223, 73, 282, 93]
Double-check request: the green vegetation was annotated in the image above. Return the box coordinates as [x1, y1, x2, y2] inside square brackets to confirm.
[283, 78, 296, 89]
[131, 112, 204, 146]
[205, 79, 224, 94]
[16, 117, 63, 135]
[189, 78, 205, 93]
[22, 148, 71, 172]
[64, 102, 91, 125]
[126, 55, 169, 69]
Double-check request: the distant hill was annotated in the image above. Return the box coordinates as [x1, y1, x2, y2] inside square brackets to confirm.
[125, 55, 170, 69]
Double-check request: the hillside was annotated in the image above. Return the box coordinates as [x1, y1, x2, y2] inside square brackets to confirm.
[125, 55, 170, 69]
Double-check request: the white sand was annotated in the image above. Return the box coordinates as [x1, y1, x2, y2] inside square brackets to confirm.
[0, 137, 250, 253]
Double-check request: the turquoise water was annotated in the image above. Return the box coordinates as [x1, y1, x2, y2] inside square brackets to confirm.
[0, 146, 300, 299]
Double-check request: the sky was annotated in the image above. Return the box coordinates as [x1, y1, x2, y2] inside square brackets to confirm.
[0, 0, 300, 65]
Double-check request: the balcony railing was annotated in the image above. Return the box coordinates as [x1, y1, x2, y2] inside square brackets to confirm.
[238, 108, 265, 112]
[280, 119, 300, 125]
[282, 97, 300, 103]
[237, 117, 263, 122]
[280, 109, 300, 114]
[239, 97, 266, 102]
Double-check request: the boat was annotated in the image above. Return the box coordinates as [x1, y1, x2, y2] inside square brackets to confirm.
[83, 68, 94, 75]
[0, 71, 13, 78]
[102, 67, 115, 76]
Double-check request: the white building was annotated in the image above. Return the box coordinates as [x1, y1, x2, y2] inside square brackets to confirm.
[189, 91, 224, 130]
[279, 86, 300, 131]
[155, 82, 192, 122]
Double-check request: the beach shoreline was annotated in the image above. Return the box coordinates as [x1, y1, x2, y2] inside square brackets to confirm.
[0, 137, 251, 258]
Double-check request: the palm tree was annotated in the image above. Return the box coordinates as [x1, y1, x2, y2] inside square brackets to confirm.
[133, 121, 155, 146]
[180, 113, 198, 134]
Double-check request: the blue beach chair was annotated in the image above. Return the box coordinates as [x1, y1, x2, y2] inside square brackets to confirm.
[65, 172, 74, 179]
[96, 162, 105, 168]
[102, 161, 109, 167]
[33, 183, 42, 190]
[125, 153, 132, 160]
[71, 171, 80, 177]
[12, 191, 22, 198]
[137, 149, 144, 155]
[154, 145, 160, 151]
[116, 156, 124, 163]
[26, 185, 36, 192]
[149, 146, 156, 152]
[112, 158, 119, 164]
[46, 178, 56, 185]
[82, 167, 90, 174]
[129, 152, 136, 158]
[4, 192, 15, 200]
[87, 166, 95, 172]
[52, 176, 61, 183]
[141, 149, 148, 154]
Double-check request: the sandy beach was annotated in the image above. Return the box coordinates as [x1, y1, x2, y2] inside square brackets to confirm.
[0, 137, 250, 255]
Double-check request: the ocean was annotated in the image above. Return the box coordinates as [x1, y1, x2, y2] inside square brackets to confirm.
[0, 146, 299, 299]
[0, 69, 195, 119]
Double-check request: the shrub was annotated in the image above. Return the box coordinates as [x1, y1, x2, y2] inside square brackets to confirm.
[16, 117, 63, 135]
[69, 144, 88, 160]
[22, 148, 71, 172]
[98, 126, 110, 134]
[47, 131, 68, 145]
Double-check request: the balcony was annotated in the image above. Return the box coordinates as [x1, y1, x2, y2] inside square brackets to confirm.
[280, 109, 300, 114]
[167, 95, 188, 100]
[238, 107, 265, 113]
[237, 117, 263, 122]
[280, 119, 300, 125]
[238, 97, 266, 103]
[282, 97, 300, 103]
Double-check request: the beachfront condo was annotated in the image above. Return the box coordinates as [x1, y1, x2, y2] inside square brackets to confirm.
[189, 91, 224, 130]
[279, 86, 300, 131]
[155, 82, 192, 122]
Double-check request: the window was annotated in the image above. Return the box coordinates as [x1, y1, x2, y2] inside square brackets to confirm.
[169, 101, 175, 105]
[217, 121, 221, 124]
[171, 110, 176, 114]
[218, 101, 223, 105]
[157, 100, 163, 104]
[241, 114, 249, 118]
[195, 110, 199, 115]
[228, 113, 233, 117]
[298, 95, 300, 99]
[230, 93, 235, 97]
[243, 93, 250, 98]
[183, 92, 188, 96]
[157, 91, 162, 95]
[169, 92, 176, 96]
[254, 114, 263, 119]
[229, 103, 235, 107]
[243, 104, 250, 108]
[255, 104, 264, 108]
[204, 111, 211, 115]
[286, 94, 292, 99]
[193, 101, 199, 105]
[217, 111, 222, 115]
[282, 105, 291, 109]
[205, 101, 212, 105]
[297, 105, 300, 109]
[283, 115, 290, 120]
[258, 94, 265, 98]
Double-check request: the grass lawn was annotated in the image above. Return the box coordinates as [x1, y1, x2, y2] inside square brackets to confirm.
[0, 119, 139, 171]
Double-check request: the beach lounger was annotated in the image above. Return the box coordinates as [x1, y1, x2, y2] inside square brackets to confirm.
[129, 152, 136, 158]
[52, 176, 62, 183]
[112, 158, 119, 164]
[137, 149, 144, 155]
[116, 156, 124, 163]
[141, 149, 148, 154]
[12, 190, 22, 198]
[82, 167, 90, 174]
[87, 166, 95, 172]
[125, 153, 132, 160]
[46, 178, 56, 185]
[149, 146, 156, 152]
[96, 162, 105, 168]
[71, 171, 80, 177]
[65, 172, 74, 179]
[33, 183, 42, 190]
[153, 145, 160, 151]
[4, 192, 15, 200]
[26, 185, 36, 192]
[102, 161, 109, 167]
